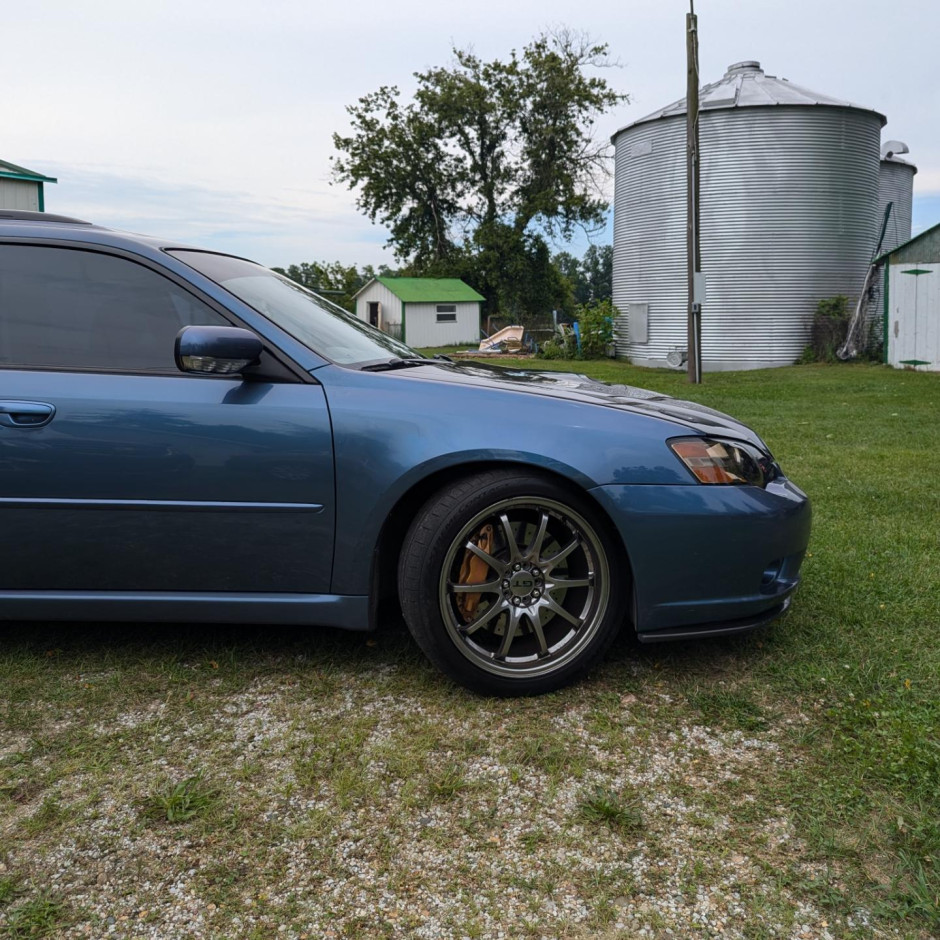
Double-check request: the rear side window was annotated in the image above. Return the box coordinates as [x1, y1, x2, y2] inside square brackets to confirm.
[0, 245, 229, 372]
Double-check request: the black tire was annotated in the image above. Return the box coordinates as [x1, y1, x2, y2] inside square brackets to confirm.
[398, 469, 628, 696]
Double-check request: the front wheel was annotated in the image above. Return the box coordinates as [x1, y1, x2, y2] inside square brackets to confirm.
[398, 471, 627, 696]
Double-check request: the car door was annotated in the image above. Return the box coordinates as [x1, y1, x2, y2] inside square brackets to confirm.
[0, 242, 334, 595]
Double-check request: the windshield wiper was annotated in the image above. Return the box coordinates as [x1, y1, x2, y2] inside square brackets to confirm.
[358, 357, 449, 372]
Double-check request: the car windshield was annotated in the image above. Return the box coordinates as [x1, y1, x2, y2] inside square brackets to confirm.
[169, 250, 420, 366]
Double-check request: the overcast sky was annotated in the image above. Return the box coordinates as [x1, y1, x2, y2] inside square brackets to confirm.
[4, 0, 938, 269]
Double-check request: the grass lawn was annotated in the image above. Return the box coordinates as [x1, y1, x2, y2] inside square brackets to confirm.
[1, 360, 937, 938]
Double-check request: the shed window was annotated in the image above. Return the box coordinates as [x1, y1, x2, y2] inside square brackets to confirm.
[436, 305, 457, 322]
[436, 304, 457, 313]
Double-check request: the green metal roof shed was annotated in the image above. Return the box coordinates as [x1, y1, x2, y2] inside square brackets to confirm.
[878, 222, 940, 371]
[0, 160, 57, 212]
[354, 277, 484, 347]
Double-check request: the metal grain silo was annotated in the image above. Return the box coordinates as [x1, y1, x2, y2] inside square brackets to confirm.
[859, 143, 917, 351]
[878, 142, 916, 252]
[612, 60, 886, 370]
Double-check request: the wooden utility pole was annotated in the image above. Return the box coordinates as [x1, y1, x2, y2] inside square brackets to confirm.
[686, 1, 703, 383]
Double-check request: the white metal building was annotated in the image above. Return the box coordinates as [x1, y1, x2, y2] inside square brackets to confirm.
[0, 160, 57, 211]
[879, 222, 940, 371]
[353, 277, 483, 347]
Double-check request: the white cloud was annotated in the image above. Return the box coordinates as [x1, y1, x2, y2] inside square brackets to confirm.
[38, 163, 395, 268]
[4, 0, 938, 266]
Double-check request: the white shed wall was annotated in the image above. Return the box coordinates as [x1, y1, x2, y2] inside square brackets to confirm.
[887, 263, 940, 371]
[404, 302, 480, 348]
[355, 282, 404, 337]
[0, 179, 40, 211]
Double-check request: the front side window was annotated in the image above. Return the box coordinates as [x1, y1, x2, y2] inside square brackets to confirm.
[171, 251, 419, 366]
[0, 245, 228, 372]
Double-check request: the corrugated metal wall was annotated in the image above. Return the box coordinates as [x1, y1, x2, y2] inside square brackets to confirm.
[0, 179, 40, 212]
[355, 282, 403, 332]
[613, 107, 882, 369]
[404, 302, 480, 348]
[878, 161, 915, 252]
[866, 160, 916, 348]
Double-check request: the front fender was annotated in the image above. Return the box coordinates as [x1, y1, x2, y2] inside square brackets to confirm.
[319, 366, 686, 595]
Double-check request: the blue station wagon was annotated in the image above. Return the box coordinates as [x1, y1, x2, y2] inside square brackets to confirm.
[0, 210, 811, 695]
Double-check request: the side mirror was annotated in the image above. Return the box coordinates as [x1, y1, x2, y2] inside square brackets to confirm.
[175, 326, 263, 375]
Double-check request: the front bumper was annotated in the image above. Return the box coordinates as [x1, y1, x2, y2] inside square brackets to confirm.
[590, 477, 811, 638]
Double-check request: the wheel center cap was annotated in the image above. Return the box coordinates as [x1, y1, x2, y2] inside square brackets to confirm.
[509, 570, 540, 597]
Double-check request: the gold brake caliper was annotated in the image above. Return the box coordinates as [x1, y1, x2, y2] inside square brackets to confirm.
[455, 524, 495, 622]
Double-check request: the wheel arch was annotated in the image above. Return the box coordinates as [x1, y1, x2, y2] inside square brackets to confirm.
[368, 460, 635, 631]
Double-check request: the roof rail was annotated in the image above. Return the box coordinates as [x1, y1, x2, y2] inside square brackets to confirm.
[0, 209, 91, 224]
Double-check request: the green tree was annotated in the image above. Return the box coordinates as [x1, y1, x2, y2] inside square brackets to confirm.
[271, 261, 397, 312]
[552, 250, 584, 309]
[332, 29, 626, 321]
[552, 243, 612, 309]
[581, 244, 613, 303]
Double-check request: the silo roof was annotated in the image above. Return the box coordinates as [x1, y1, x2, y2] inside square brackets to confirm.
[612, 60, 887, 139]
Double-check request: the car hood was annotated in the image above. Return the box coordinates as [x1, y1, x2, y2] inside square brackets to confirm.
[405, 360, 770, 451]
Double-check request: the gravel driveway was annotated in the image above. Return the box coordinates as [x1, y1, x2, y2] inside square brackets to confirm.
[0, 625, 912, 939]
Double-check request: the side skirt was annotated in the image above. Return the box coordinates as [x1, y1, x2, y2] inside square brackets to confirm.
[0, 592, 372, 630]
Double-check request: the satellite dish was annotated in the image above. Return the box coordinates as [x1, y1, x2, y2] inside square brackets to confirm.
[666, 348, 688, 369]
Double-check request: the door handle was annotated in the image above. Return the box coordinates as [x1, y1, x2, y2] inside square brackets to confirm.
[0, 401, 56, 429]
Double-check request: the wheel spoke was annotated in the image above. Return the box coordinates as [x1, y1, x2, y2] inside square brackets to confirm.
[460, 600, 505, 636]
[526, 512, 550, 562]
[542, 537, 579, 571]
[465, 541, 507, 575]
[498, 513, 523, 563]
[495, 606, 521, 659]
[449, 578, 503, 594]
[544, 595, 583, 628]
[530, 613, 549, 657]
[548, 575, 593, 591]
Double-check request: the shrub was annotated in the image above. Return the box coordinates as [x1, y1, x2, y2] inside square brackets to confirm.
[535, 300, 614, 360]
[805, 295, 851, 363]
[537, 338, 570, 360]
[576, 299, 615, 359]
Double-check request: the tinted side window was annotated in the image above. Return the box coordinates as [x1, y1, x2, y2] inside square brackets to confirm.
[0, 245, 229, 372]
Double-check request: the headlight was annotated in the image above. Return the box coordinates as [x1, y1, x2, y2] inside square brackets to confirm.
[669, 437, 778, 487]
